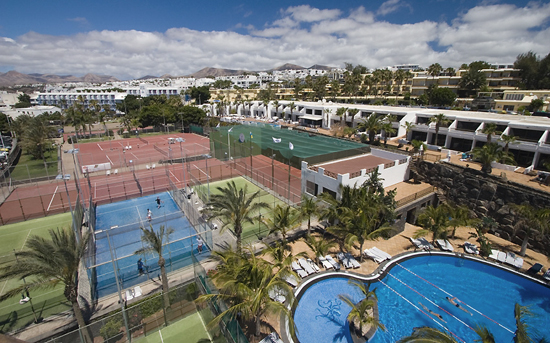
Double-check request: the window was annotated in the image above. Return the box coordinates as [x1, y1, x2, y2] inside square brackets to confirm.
[306, 181, 316, 195]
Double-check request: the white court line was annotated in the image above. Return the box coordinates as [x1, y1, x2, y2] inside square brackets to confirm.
[197, 309, 213, 342]
[97, 143, 103, 151]
[192, 164, 208, 177]
[169, 170, 180, 182]
[0, 229, 33, 296]
[47, 186, 59, 211]
[106, 155, 114, 166]
[130, 152, 138, 159]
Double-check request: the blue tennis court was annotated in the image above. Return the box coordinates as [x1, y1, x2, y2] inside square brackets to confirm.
[90, 192, 210, 298]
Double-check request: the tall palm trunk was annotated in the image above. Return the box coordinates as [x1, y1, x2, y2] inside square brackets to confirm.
[255, 314, 262, 337]
[158, 256, 170, 307]
[68, 289, 92, 343]
[235, 226, 243, 252]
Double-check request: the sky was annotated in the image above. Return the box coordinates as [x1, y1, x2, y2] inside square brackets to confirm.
[0, 0, 549, 80]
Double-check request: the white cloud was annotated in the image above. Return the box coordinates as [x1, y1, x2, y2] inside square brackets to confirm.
[0, 3, 549, 79]
[377, 0, 411, 16]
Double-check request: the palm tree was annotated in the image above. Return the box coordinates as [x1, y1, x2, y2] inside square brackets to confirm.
[0, 229, 93, 343]
[429, 113, 449, 146]
[272, 100, 279, 118]
[514, 303, 533, 343]
[448, 203, 473, 239]
[299, 195, 319, 236]
[324, 108, 333, 128]
[288, 101, 296, 121]
[500, 134, 517, 160]
[397, 326, 458, 342]
[197, 247, 295, 338]
[402, 121, 416, 141]
[338, 281, 385, 336]
[415, 205, 450, 244]
[135, 225, 174, 307]
[428, 63, 443, 78]
[336, 107, 348, 126]
[347, 108, 360, 128]
[358, 113, 382, 144]
[304, 235, 337, 264]
[472, 143, 515, 174]
[482, 123, 501, 144]
[382, 115, 397, 146]
[474, 324, 496, 343]
[202, 181, 270, 252]
[411, 139, 426, 156]
[511, 204, 550, 256]
[266, 204, 301, 244]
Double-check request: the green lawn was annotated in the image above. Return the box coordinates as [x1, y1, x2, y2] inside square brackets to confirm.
[9, 149, 58, 180]
[0, 213, 73, 333]
[195, 177, 288, 243]
[134, 312, 211, 343]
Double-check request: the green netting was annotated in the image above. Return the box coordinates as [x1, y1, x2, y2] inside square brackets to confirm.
[210, 124, 369, 168]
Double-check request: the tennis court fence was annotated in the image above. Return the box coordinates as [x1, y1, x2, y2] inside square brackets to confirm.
[45, 279, 223, 343]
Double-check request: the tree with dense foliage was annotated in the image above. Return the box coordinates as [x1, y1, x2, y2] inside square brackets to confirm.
[514, 51, 541, 90]
[338, 281, 385, 336]
[21, 116, 55, 163]
[428, 63, 443, 78]
[459, 66, 487, 97]
[266, 204, 301, 244]
[500, 134, 517, 159]
[187, 86, 211, 105]
[402, 121, 415, 140]
[14, 93, 31, 108]
[202, 181, 270, 252]
[397, 326, 458, 342]
[305, 235, 337, 265]
[448, 203, 473, 239]
[0, 229, 93, 343]
[347, 108, 360, 128]
[197, 247, 295, 338]
[429, 87, 457, 107]
[336, 107, 348, 126]
[135, 225, 174, 307]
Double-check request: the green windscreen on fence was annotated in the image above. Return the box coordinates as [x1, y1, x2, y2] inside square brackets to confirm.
[210, 124, 369, 168]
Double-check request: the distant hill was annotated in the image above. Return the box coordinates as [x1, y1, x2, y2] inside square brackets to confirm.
[269, 63, 304, 71]
[308, 64, 332, 70]
[186, 67, 252, 78]
[0, 71, 119, 87]
[138, 75, 159, 80]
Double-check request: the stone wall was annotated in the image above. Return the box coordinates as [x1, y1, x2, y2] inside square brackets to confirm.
[417, 160, 550, 254]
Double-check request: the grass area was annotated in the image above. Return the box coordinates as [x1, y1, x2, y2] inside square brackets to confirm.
[134, 312, 211, 343]
[0, 213, 73, 333]
[9, 148, 58, 180]
[195, 177, 287, 243]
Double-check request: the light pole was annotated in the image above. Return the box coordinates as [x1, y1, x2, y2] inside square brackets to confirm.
[202, 154, 211, 201]
[179, 140, 187, 193]
[271, 152, 276, 190]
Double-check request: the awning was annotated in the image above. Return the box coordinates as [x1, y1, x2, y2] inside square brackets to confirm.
[299, 115, 323, 121]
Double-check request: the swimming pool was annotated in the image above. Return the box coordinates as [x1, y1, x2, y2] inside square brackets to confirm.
[292, 254, 550, 343]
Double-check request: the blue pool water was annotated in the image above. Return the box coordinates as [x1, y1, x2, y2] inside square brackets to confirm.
[293, 255, 550, 343]
[91, 192, 209, 298]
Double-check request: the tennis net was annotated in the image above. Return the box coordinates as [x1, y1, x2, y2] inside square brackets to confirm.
[154, 144, 168, 157]
[138, 136, 148, 145]
[95, 210, 184, 240]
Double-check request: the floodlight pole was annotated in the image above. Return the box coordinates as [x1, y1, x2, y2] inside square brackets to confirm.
[203, 154, 211, 201]
[179, 141, 187, 193]
[271, 150, 275, 190]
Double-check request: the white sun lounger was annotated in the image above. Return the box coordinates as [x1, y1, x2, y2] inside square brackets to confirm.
[325, 255, 341, 270]
[337, 252, 353, 269]
[283, 274, 298, 287]
[436, 239, 454, 252]
[291, 261, 308, 278]
[505, 252, 524, 269]
[489, 249, 499, 260]
[363, 249, 385, 263]
[299, 258, 316, 275]
[463, 242, 479, 255]
[307, 258, 320, 272]
[319, 256, 334, 270]
[345, 253, 361, 268]
[490, 249, 507, 263]
[371, 247, 392, 260]
[268, 286, 286, 303]
[410, 237, 434, 251]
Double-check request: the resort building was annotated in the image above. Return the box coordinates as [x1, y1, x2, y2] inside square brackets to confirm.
[301, 148, 411, 200]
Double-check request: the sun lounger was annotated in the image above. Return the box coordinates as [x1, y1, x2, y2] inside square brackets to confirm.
[463, 242, 479, 255]
[337, 252, 353, 269]
[325, 255, 341, 270]
[106, 170, 111, 176]
[505, 252, 523, 269]
[291, 261, 308, 278]
[268, 286, 286, 303]
[307, 258, 320, 272]
[345, 253, 361, 268]
[497, 251, 507, 263]
[436, 239, 454, 252]
[489, 249, 499, 260]
[371, 247, 392, 260]
[134, 286, 142, 298]
[364, 249, 385, 263]
[283, 274, 298, 287]
[543, 269, 550, 281]
[527, 263, 543, 275]
[299, 258, 316, 275]
[410, 237, 434, 251]
[259, 332, 284, 343]
[319, 256, 334, 270]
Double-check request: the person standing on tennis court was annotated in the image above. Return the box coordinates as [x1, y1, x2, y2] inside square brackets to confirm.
[197, 237, 204, 254]
[147, 209, 152, 221]
[156, 196, 163, 209]
[137, 258, 144, 275]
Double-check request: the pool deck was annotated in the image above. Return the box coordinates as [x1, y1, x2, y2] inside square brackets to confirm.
[265, 222, 550, 343]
